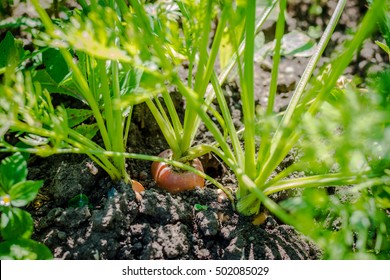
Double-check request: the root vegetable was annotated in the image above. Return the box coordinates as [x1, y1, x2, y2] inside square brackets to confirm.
[151, 149, 205, 193]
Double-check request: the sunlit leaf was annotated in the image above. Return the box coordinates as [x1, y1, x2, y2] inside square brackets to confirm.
[66, 108, 94, 128]
[0, 31, 24, 68]
[33, 70, 82, 100]
[9, 180, 44, 207]
[0, 208, 33, 240]
[0, 239, 52, 260]
[73, 123, 99, 140]
[42, 48, 69, 83]
[0, 153, 27, 192]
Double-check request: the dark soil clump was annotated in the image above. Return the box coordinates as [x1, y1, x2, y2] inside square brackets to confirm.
[30, 168, 321, 259]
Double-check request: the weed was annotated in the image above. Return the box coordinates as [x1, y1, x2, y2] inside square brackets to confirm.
[0, 153, 52, 259]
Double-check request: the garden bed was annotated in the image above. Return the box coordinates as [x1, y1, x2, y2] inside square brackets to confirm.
[1, 0, 389, 260]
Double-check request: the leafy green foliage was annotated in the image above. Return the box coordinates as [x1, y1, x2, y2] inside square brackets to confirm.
[42, 48, 69, 83]
[0, 153, 27, 193]
[298, 79, 390, 176]
[9, 180, 43, 207]
[1, 207, 34, 240]
[1, 0, 389, 261]
[0, 238, 52, 260]
[0, 31, 24, 69]
[0, 153, 51, 260]
[281, 187, 390, 259]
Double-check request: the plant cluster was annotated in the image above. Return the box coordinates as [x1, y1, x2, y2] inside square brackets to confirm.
[0, 0, 389, 259]
[0, 153, 52, 259]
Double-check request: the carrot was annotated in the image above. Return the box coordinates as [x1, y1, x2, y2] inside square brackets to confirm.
[151, 149, 205, 193]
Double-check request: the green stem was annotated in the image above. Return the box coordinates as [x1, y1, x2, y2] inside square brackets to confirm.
[266, 0, 286, 115]
[242, 0, 256, 180]
[235, 171, 294, 224]
[111, 58, 129, 181]
[192, 0, 213, 94]
[2, 144, 235, 204]
[123, 105, 133, 149]
[10, 120, 122, 179]
[181, 2, 278, 165]
[161, 90, 183, 147]
[66, 129, 122, 179]
[211, 71, 244, 167]
[257, 0, 287, 172]
[31, 0, 112, 151]
[263, 172, 370, 196]
[214, 0, 278, 90]
[98, 59, 114, 151]
[180, 5, 229, 154]
[145, 99, 181, 157]
[174, 77, 236, 165]
[255, 0, 347, 187]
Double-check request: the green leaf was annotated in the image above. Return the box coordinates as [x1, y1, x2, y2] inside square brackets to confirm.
[375, 40, 390, 55]
[42, 48, 69, 83]
[120, 67, 143, 96]
[0, 153, 27, 192]
[194, 203, 208, 211]
[66, 108, 94, 128]
[73, 123, 99, 140]
[15, 141, 31, 161]
[373, 185, 390, 209]
[33, 69, 83, 100]
[9, 180, 44, 207]
[1, 208, 33, 240]
[0, 31, 24, 68]
[68, 194, 90, 208]
[0, 239, 52, 260]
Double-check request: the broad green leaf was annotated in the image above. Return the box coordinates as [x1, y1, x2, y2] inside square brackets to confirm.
[0, 153, 27, 192]
[9, 180, 44, 207]
[1, 208, 33, 240]
[33, 70, 83, 100]
[0, 31, 24, 68]
[42, 48, 69, 83]
[73, 123, 99, 140]
[66, 108, 94, 128]
[14, 141, 31, 161]
[0, 239, 52, 260]
[120, 67, 143, 96]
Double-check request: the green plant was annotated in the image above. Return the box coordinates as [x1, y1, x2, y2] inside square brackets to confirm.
[1, 0, 389, 259]
[111, 0, 282, 193]
[0, 153, 52, 260]
[183, 0, 390, 257]
[0, 0, 232, 196]
[0, 0, 148, 186]
[1, 0, 232, 197]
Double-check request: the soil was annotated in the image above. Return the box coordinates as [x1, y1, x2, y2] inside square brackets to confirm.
[3, 0, 388, 259]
